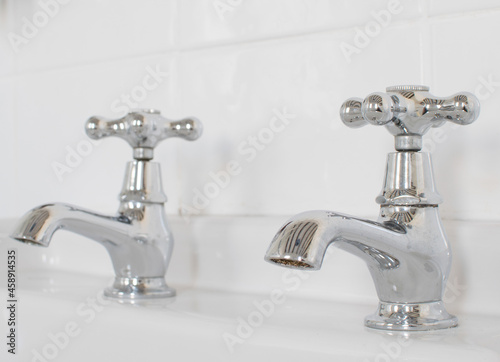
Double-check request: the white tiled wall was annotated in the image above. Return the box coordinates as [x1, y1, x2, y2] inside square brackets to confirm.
[1, 0, 499, 221]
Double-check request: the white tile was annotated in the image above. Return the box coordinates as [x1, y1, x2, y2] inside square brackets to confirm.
[177, 24, 424, 216]
[445, 220, 500, 316]
[3, 0, 176, 72]
[2, 0, 496, 222]
[428, 0, 500, 17]
[0, 78, 18, 218]
[0, 1, 16, 77]
[430, 11, 500, 220]
[14, 54, 180, 217]
[179, 0, 424, 48]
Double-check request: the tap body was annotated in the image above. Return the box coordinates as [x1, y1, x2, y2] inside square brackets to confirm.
[12, 161, 176, 300]
[266, 151, 457, 330]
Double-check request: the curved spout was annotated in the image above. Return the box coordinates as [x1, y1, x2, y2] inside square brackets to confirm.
[11, 203, 127, 247]
[11, 203, 173, 279]
[265, 208, 451, 304]
[265, 211, 406, 270]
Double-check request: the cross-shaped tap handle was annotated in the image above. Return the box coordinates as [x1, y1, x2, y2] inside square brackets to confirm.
[339, 85, 480, 151]
[86, 109, 203, 160]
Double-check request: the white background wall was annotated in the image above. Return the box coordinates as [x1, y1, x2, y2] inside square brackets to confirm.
[0, 0, 498, 221]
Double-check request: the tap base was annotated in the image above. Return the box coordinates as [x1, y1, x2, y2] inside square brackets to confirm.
[365, 301, 458, 331]
[104, 277, 176, 301]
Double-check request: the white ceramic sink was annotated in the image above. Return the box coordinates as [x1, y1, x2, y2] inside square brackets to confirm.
[1, 216, 500, 361]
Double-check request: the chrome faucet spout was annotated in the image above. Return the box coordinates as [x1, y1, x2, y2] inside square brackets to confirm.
[11, 203, 126, 247]
[265, 210, 406, 271]
[11, 202, 172, 280]
[265, 207, 450, 304]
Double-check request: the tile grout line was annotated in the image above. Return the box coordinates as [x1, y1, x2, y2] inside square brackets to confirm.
[2, 5, 500, 81]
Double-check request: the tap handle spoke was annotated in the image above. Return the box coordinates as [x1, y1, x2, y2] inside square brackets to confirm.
[340, 97, 368, 128]
[85, 109, 203, 160]
[340, 85, 479, 151]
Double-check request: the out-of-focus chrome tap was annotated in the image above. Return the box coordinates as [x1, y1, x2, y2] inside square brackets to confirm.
[11, 109, 202, 302]
[265, 85, 479, 331]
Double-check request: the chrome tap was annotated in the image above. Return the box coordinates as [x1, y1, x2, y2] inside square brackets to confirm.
[11, 109, 202, 301]
[265, 85, 479, 331]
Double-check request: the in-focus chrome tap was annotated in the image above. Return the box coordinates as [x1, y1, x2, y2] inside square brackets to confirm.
[11, 109, 202, 301]
[265, 85, 479, 331]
